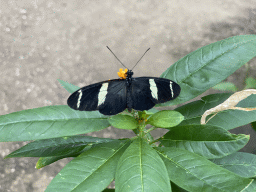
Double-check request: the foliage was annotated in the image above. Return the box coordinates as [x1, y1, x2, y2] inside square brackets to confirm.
[1, 35, 256, 191]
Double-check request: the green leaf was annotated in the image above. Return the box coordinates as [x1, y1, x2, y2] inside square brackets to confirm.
[115, 138, 171, 192]
[245, 77, 256, 89]
[45, 140, 130, 192]
[108, 114, 138, 129]
[251, 121, 256, 132]
[176, 93, 232, 125]
[5, 136, 114, 158]
[36, 146, 92, 168]
[160, 125, 249, 159]
[243, 180, 256, 192]
[146, 108, 159, 114]
[212, 82, 238, 92]
[36, 156, 68, 169]
[58, 79, 80, 93]
[211, 152, 256, 178]
[160, 35, 256, 106]
[171, 181, 188, 192]
[177, 93, 256, 130]
[147, 110, 184, 128]
[102, 189, 115, 192]
[201, 92, 232, 103]
[206, 94, 256, 130]
[0, 105, 110, 141]
[156, 147, 253, 192]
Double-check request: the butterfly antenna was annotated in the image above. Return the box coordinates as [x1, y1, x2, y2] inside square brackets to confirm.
[131, 48, 150, 70]
[106, 46, 127, 69]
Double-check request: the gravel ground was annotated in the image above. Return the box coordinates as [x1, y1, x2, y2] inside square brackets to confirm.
[1, 0, 256, 191]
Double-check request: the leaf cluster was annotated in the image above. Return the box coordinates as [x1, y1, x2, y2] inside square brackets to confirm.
[1, 35, 256, 191]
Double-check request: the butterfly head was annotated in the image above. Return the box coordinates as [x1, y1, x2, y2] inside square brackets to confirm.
[117, 68, 134, 80]
[126, 70, 133, 78]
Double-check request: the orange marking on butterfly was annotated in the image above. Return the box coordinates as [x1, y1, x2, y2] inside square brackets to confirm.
[117, 68, 128, 79]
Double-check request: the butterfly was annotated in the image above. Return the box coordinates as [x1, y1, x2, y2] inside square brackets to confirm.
[67, 47, 181, 115]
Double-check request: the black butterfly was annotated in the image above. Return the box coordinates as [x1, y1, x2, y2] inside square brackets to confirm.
[67, 47, 181, 115]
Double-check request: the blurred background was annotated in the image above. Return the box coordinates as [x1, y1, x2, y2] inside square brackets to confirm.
[1, 0, 256, 191]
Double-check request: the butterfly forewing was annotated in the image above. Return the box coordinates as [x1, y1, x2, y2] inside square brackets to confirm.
[130, 77, 156, 111]
[67, 79, 128, 115]
[130, 77, 180, 110]
[67, 83, 102, 111]
[98, 79, 127, 115]
[152, 77, 181, 103]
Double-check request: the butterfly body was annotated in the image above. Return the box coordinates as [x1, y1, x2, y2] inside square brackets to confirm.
[67, 69, 181, 115]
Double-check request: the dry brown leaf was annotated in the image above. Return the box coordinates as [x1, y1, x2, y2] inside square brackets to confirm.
[201, 89, 256, 124]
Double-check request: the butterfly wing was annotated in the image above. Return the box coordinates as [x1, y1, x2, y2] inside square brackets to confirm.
[67, 79, 127, 115]
[98, 79, 127, 115]
[67, 82, 103, 111]
[130, 77, 180, 111]
[150, 77, 181, 103]
[129, 78, 156, 111]
[67, 76, 180, 115]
